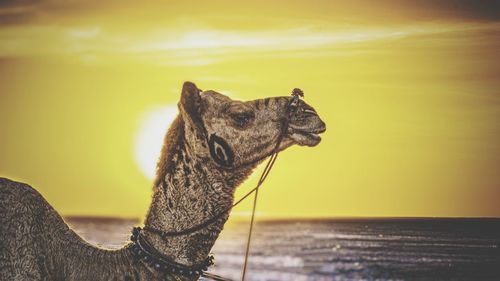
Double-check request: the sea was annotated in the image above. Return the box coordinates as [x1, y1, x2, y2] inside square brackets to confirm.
[67, 217, 500, 281]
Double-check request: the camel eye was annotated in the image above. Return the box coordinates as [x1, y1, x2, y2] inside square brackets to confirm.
[230, 111, 255, 128]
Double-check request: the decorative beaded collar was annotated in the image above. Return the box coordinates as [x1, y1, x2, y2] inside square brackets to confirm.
[129, 227, 214, 278]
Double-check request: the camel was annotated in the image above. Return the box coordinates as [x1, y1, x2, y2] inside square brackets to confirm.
[0, 82, 326, 281]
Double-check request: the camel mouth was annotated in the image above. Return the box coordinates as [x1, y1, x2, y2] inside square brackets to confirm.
[288, 125, 326, 147]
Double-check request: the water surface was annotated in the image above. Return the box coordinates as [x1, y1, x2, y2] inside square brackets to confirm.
[67, 217, 500, 281]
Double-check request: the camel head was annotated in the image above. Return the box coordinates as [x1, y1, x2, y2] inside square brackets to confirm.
[178, 81, 326, 169]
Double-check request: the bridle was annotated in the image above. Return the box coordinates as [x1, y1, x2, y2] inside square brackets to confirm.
[129, 88, 305, 281]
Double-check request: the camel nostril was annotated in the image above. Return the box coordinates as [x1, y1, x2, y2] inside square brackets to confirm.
[303, 108, 318, 116]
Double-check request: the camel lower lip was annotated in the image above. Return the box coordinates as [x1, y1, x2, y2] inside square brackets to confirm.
[287, 124, 325, 146]
[294, 130, 322, 140]
[290, 130, 322, 146]
[299, 131, 321, 141]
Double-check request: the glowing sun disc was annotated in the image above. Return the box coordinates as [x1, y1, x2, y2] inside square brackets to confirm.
[134, 105, 178, 179]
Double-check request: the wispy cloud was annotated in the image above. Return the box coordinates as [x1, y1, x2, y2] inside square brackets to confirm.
[68, 26, 101, 39]
[131, 28, 410, 51]
[0, 21, 498, 66]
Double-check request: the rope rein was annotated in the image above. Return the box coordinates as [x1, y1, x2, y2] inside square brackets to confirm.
[131, 89, 304, 281]
[240, 151, 279, 280]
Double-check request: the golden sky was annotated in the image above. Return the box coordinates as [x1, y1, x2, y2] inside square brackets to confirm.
[1, 0, 499, 218]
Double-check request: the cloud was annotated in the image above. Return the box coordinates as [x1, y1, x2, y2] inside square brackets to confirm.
[2, 1, 500, 63]
[0, 2, 38, 25]
[131, 28, 410, 52]
[2, 0, 500, 27]
[68, 26, 101, 39]
[124, 26, 418, 66]
[0, 15, 498, 66]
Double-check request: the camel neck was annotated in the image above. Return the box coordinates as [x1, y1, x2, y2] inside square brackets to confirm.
[143, 116, 255, 271]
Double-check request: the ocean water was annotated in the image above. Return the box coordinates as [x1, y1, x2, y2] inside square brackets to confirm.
[67, 218, 500, 281]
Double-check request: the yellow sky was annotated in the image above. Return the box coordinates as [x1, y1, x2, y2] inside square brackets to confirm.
[1, 0, 499, 218]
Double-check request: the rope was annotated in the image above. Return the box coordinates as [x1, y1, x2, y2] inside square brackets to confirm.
[202, 272, 235, 281]
[241, 152, 279, 280]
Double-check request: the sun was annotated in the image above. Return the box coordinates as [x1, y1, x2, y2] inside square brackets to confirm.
[134, 105, 178, 179]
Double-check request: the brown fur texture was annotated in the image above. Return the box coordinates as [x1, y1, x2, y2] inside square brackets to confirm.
[0, 81, 325, 281]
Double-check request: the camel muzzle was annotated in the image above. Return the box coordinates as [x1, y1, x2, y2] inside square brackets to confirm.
[287, 97, 326, 147]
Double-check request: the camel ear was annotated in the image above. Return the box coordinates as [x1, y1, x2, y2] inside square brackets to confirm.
[179, 81, 201, 116]
[179, 81, 206, 136]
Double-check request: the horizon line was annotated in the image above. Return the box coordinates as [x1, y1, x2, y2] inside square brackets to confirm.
[64, 215, 500, 222]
